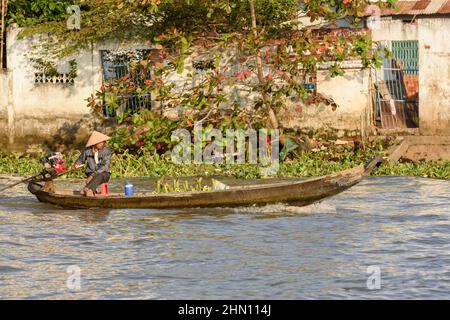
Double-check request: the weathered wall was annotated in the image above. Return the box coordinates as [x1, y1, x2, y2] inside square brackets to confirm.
[371, 17, 419, 41]
[1, 25, 152, 152]
[278, 68, 371, 138]
[3, 26, 98, 152]
[418, 18, 450, 135]
[0, 71, 8, 108]
[0, 70, 10, 147]
[371, 16, 450, 135]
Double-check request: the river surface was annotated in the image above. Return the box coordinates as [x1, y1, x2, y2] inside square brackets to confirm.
[0, 176, 449, 299]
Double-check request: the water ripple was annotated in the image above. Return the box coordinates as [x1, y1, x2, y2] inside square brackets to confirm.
[0, 176, 449, 299]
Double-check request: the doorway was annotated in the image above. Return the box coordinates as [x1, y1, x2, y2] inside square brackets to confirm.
[373, 40, 419, 129]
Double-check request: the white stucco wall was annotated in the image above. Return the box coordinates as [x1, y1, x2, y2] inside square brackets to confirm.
[418, 18, 450, 135]
[7, 28, 99, 116]
[1, 25, 152, 150]
[278, 68, 371, 137]
[371, 17, 419, 41]
[0, 71, 9, 108]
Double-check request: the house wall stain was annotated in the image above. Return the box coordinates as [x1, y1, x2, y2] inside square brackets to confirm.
[278, 68, 372, 138]
[418, 18, 450, 135]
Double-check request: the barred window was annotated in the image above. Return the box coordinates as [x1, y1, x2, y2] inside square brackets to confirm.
[100, 49, 153, 117]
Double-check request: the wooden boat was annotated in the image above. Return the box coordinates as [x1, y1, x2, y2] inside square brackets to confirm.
[27, 159, 381, 209]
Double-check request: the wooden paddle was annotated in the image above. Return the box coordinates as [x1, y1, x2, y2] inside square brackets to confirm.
[0, 172, 49, 192]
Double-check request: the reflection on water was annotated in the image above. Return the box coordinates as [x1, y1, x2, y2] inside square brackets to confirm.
[0, 176, 449, 299]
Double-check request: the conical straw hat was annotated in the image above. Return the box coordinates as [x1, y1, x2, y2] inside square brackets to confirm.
[86, 131, 111, 147]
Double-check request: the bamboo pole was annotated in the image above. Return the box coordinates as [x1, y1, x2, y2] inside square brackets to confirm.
[0, 0, 7, 69]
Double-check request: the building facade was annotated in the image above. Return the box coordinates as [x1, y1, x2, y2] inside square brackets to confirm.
[0, 1, 449, 152]
[370, 0, 450, 135]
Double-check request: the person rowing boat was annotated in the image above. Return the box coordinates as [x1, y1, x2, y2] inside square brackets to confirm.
[72, 131, 112, 197]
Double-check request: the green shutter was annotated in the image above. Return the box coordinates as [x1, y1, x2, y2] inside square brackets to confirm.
[392, 40, 419, 75]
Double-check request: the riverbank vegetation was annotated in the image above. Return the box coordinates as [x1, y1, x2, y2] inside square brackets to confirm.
[1, 143, 448, 180]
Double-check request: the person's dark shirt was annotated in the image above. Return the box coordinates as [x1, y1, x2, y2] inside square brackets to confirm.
[75, 147, 112, 177]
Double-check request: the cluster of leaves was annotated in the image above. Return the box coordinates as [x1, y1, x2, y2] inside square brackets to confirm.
[7, 0, 74, 27]
[87, 31, 387, 150]
[303, 0, 397, 24]
[87, 52, 269, 155]
[0, 152, 44, 176]
[13, 0, 172, 58]
[13, 1, 396, 68]
[106, 109, 180, 155]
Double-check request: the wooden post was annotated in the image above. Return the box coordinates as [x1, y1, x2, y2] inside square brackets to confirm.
[0, 0, 7, 69]
[249, 0, 279, 130]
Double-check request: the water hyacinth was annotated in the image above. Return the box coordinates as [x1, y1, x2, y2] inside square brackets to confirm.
[0, 146, 449, 180]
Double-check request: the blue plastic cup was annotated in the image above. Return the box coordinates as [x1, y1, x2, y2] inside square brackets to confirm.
[125, 183, 134, 196]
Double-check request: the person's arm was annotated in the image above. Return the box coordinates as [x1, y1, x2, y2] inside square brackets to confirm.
[73, 149, 87, 169]
[94, 148, 112, 174]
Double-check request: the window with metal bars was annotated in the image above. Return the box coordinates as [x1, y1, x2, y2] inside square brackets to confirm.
[100, 49, 152, 117]
[392, 40, 419, 75]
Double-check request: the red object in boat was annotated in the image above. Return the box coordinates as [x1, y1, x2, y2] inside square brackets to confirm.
[53, 159, 67, 174]
[95, 183, 109, 196]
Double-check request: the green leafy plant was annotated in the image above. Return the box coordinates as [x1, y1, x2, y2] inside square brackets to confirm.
[153, 177, 211, 194]
[106, 109, 180, 155]
[7, 0, 74, 27]
[1, 138, 448, 180]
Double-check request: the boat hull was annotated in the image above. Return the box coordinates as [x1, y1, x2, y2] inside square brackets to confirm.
[27, 165, 367, 209]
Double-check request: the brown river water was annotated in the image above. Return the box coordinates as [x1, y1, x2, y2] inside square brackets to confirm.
[0, 176, 449, 299]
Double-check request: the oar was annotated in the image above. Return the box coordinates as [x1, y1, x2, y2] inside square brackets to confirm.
[0, 164, 84, 192]
[0, 172, 47, 192]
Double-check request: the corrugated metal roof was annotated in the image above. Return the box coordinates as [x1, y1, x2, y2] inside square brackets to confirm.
[439, 0, 450, 13]
[377, 0, 450, 16]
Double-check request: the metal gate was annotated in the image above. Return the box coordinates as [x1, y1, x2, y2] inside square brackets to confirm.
[373, 40, 419, 129]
